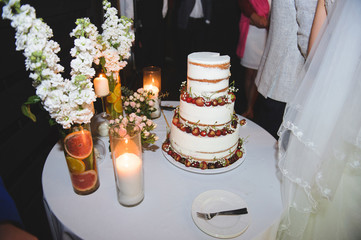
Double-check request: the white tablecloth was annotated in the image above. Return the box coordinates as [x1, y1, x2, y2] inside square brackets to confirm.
[42, 101, 282, 240]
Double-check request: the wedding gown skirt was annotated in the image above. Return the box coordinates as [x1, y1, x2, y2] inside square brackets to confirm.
[276, 0, 361, 239]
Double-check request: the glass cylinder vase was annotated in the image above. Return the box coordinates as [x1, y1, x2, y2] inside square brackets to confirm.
[109, 123, 144, 206]
[105, 71, 123, 119]
[143, 66, 161, 119]
[62, 123, 100, 195]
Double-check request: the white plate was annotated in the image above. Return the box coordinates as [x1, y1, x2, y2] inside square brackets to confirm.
[161, 146, 246, 175]
[191, 190, 250, 238]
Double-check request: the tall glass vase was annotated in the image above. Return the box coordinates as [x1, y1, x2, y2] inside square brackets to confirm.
[109, 123, 144, 206]
[105, 71, 123, 119]
[62, 123, 100, 195]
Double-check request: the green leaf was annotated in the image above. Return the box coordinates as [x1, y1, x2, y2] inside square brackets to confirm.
[48, 118, 57, 126]
[24, 95, 41, 104]
[21, 104, 37, 122]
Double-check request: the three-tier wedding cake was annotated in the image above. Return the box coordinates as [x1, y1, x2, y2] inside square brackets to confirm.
[162, 52, 245, 170]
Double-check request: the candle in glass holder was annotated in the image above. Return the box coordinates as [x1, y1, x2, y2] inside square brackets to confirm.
[144, 84, 161, 119]
[109, 124, 144, 206]
[94, 75, 109, 97]
[143, 66, 161, 93]
[143, 84, 159, 97]
[115, 153, 143, 205]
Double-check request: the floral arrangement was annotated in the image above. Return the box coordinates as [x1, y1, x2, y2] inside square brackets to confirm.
[92, 0, 135, 119]
[1, 0, 135, 127]
[94, 0, 134, 76]
[109, 113, 158, 145]
[1, 0, 97, 129]
[122, 88, 157, 119]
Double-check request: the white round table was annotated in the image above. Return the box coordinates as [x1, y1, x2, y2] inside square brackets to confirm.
[42, 101, 282, 240]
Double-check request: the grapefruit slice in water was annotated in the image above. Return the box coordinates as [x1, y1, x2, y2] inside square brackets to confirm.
[64, 130, 93, 159]
[71, 170, 98, 192]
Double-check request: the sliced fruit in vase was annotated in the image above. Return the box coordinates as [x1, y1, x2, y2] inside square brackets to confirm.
[62, 123, 100, 195]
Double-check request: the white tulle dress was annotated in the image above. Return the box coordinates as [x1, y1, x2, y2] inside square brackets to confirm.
[276, 0, 361, 239]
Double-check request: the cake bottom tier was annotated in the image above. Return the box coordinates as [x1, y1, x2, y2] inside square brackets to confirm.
[162, 128, 244, 170]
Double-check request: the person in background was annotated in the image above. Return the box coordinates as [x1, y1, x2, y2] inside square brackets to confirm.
[254, 0, 317, 139]
[0, 177, 38, 240]
[176, 0, 212, 80]
[135, 0, 167, 69]
[276, 0, 361, 239]
[237, 0, 270, 119]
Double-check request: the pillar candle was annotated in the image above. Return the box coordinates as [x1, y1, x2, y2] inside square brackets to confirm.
[115, 153, 144, 205]
[94, 75, 109, 97]
[144, 84, 159, 96]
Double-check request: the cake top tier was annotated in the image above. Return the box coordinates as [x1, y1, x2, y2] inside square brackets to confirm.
[188, 52, 230, 67]
[187, 52, 231, 91]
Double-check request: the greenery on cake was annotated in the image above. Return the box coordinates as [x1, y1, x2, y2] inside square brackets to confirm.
[179, 81, 238, 107]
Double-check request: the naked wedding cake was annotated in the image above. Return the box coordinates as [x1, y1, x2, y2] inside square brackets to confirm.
[162, 52, 245, 170]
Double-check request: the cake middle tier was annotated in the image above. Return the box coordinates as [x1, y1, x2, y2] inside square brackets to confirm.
[179, 100, 235, 125]
[170, 123, 240, 161]
[187, 77, 229, 98]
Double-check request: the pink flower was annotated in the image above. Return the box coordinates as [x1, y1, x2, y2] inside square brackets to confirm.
[146, 120, 152, 126]
[130, 101, 136, 108]
[117, 126, 127, 137]
[139, 122, 146, 130]
[135, 116, 143, 124]
[121, 117, 128, 125]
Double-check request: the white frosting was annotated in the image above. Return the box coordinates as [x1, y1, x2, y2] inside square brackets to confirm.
[187, 52, 230, 97]
[170, 123, 240, 161]
[179, 101, 234, 126]
[187, 79, 229, 98]
[187, 52, 230, 65]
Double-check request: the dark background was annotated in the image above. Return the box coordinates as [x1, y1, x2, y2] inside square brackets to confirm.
[0, 0, 245, 239]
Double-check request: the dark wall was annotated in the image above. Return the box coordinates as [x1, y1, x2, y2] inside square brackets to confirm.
[0, 1, 102, 239]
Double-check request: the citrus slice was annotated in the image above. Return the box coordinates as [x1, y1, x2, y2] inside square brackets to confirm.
[66, 156, 85, 173]
[106, 92, 117, 103]
[114, 99, 123, 113]
[64, 130, 93, 159]
[71, 170, 98, 192]
[114, 83, 121, 97]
